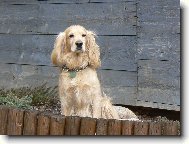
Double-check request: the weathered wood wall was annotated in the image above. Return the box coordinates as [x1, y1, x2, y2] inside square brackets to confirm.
[0, 0, 180, 111]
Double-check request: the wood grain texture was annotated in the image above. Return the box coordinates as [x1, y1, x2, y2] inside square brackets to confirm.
[0, 0, 89, 4]
[50, 115, 65, 135]
[80, 117, 97, 135]
[134, 121, 149, 135]
[37, 113, 50, 135]
[96, 118, 108, 135]
[137, 34, 180, 61]
[0, 35, 137, 71]
[64, 116, 81, 135]
[23, 110, 38, 135]
[107, 119, 121, 135]
[98, 70, 137, 87]
[137, 60, 180, 108]
[0, 0, 180, 111]
[0, 2, 136, 35]
[102, 87, 137, 106]
[7, 108, 24, 135]
[0, 106, 9, 134]
[121, 120, 134, 135]
[149, 121, 162, 135]
[90, 0, 136, 2]
[162, 121, 179, 135]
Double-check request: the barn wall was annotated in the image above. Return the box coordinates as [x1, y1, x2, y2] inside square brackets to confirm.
[0, 0, 180, 111]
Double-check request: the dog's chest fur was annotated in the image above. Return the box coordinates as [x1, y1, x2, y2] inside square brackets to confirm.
[59, 68, 101, 94]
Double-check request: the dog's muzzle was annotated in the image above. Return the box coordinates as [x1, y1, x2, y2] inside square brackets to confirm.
[75, 40, 83, 51]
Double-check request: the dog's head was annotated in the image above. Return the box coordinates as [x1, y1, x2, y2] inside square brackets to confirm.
[51, 25, 101, 69]
[65, 25, 87, 53]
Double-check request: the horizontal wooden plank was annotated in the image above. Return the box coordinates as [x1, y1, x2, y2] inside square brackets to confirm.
[90, 0, 136, 2]
[102, 87, 137, 105]
[0, 2, 136, 35]
[137, 34, 180, 61]
[99, 36, 137, 71]
[138, 6, 180, 23]
[0, 35, 137, 71]
[137, 60, 180, 107]
[136, 100, 180, 111]
[137, 87, 180, 106]
[0, 0, 90, 4]
[0, 34, 55, 53]
[138, 60, 180, 85]
[0, 63, 59, 89]
[138, 22, 180, 35]
[137, 0, 179, 7]
[98, 70, 137, 87]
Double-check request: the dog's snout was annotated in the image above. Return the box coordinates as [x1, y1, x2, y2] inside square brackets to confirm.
[75, 40, 83, 48]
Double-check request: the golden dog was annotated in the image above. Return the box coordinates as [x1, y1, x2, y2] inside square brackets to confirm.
[51, 25, 119, 119]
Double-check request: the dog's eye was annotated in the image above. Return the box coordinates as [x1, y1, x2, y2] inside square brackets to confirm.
[82, 34, 86, 37]
[69, 34, 74, 38]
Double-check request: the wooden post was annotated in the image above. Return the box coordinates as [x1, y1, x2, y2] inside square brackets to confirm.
[7, 107, 24, 135]
[134, 121, 149, 135]
[96, 118, 108, 135]
[149, 121, 162, 135]
[23, 110, 38, 135]
[107, 119, 121, 135]
[37, 113, 50, 135]
[0, 106, 9, 135]
[80, 117, 97, 135]
[162, 121, 179, 135]
[50, 115, 65, 135]
[121, 120, 134, 135]
[64, 116, 81, 135]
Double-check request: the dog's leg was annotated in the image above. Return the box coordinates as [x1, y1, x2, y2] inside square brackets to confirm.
[100, 96, 120, 119]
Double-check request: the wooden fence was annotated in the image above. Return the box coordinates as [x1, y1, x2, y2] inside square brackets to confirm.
[0, 106, 180, 136]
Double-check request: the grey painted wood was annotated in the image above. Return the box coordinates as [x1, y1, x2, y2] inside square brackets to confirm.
[137, 60, 180, 107]
[0, 0, 90, 4]
[99, 36, 137, 71]
[136, 100, 180, 111]
[137, 0, 179, 7]
[90, 0, 136, 2]
[0, 35, 137, 71]
[0, 2, 136, 35]
[98, 70, 137, 87]
[0, 0, 180, 111]
[136, 0, 180, 110]
[102, 87, 137, 105]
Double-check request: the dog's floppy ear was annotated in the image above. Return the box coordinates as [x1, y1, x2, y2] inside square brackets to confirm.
[86, 30, 101, 69]
[51, 32, 66, 66]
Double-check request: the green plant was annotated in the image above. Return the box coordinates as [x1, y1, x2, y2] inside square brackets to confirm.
[0, 84, 58, 109]
[0, 94, 32, 109]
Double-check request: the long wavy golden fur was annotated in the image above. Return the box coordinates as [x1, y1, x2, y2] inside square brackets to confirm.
[51, 25, 119, 119]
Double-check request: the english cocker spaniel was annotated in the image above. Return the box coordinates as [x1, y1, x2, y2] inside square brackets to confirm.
[51, 25, 120, 119]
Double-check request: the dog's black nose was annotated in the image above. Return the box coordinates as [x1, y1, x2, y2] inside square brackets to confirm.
[75, 40, 83, 49]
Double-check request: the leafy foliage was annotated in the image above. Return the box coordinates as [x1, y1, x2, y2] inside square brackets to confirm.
[0, 84, 58, 110]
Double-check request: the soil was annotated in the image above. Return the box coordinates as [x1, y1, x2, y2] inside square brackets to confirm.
[31, 101, 180, 122]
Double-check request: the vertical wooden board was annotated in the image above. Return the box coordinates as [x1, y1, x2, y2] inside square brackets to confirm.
[149, 121, 161, 135]
[80, 117, 97, 135]
[121, 120, 134, 135]
[162, 121, 179, 135]
[23, 110, 38, 135]
[7, 108, 24, 135]
[134, 121, 149, 135]
[64, 116, 81, 135]
[107, 119, 121, 135]
[0, 106, 9, 135]
[50, 115, 65, 135]
[96, 118, 108, 135]
[37, 113, 50, 135]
